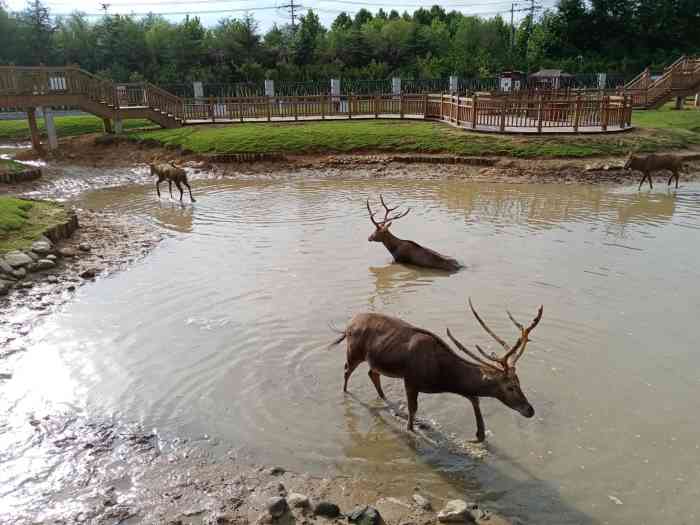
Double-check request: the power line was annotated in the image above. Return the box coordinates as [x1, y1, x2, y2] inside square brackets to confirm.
[278, 0, 301, 28]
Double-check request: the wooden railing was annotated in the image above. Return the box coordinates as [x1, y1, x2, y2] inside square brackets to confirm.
[623, 55, 700, 107]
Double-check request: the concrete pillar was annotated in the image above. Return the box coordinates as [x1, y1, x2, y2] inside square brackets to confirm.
[264, 79, 275, 97]
[26, 108, 43, 153]
[114, 116, 123, 134]
[392, 77, 401, 96]
[449, 75, 459, 93]
[330, 78, 340, 97]
[675, 96, 684, 110]
[331, 78, 342, 113]
[103, 118, 113, 134]
[695, 93, 699, 108]
[43, 106, 58, 150]
[193, 81, 204, 100]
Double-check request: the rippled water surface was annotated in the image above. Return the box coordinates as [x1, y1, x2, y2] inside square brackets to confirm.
[4, 175, 700, 524]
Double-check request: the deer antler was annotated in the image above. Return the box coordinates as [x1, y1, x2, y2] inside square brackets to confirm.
[467, 298, 543, 370]
[366, 198, 380, 227]
[445, 328, 503, 372]
[377, 194, 410, 224]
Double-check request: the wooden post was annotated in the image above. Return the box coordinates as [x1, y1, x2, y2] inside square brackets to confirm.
[375, 94, 379, 118]
[321, 95, 326, 119]
[573, 95, 581, 132]
[536, 94, 543, 133]
[103, 117, 113, 134]
[209, 96, 215, 123]
[239, 100, 244, 122]
[44, 106, 58, 150]
[26, 108, 43, 153]
[455, 95, 460, 126]
[399, 94, 404, 119]
[423, 93, 428, 117]
[440, 92, 444, 120]
[294, 97, 298, 121]
[267, 96, 272, 121]
[499, 100, 506, 132]
[348, 95, 353, 119]
[471, 94, 478, 129]
[601, 96, 609, 131]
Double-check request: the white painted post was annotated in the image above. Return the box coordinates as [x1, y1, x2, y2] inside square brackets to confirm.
[449, 75, 458, 93]
[695, 93, 699, 107]
[43, 106, 58, 150]
[264, 79, 275, 97]
[392, 77, 401, 96]
[331, 78, 341, 114]
[193, 81, 204, 100]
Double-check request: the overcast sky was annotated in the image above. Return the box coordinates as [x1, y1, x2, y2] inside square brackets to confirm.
[4, 0, 552, 31]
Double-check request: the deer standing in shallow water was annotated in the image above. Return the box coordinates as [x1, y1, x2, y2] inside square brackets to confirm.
[331, 299, 543, 442]
[624, 153, 686, 190]
[366, 195, 461, 271]
[150, 161, 196, 202]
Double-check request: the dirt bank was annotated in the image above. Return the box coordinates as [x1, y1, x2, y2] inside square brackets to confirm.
[13, 133, 700, 186]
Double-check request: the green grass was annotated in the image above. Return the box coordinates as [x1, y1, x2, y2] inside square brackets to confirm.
[0, 158, 26, 174]
[1, 107, 698, 158]
[0, 197, 68, 253]
[0, 115, 156, 141]
[129, 111, 700, 159]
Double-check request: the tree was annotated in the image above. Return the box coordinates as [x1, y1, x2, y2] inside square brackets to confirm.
[293, 10, 324, 66]
[19, 0, 54, 64]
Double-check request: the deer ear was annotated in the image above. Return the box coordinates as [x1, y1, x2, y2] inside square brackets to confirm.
[384, 221, 393, 229]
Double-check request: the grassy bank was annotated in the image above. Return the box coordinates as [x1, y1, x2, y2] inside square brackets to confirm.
[0, 106, 698, 158]
[0, 197, 68, 253]
[0, 158, 26, 174]
[0, 115, 155, 141]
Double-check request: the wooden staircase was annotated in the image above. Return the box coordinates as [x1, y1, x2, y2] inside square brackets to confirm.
[0, 65, 183, 128]
[625, 56, 700, 109]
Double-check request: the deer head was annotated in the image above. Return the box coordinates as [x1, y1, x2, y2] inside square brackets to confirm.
[366, 195, 410, 242]
[446, 298, 543, 418]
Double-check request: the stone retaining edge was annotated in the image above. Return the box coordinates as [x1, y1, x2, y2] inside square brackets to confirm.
[0, 167, 42, 184]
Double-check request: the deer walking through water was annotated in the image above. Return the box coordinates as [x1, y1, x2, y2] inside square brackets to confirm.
[150, 161, 196, 202]
[624, 153, 686, 190]
[330, 299, 543, 442]
[366, 195, 461, 271]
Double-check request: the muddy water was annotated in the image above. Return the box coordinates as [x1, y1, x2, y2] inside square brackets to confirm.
[3, 175, 700, 524]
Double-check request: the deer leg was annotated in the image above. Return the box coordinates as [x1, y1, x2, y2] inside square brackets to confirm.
[368, 370, 386, 400]
[669, 169, 679, 189]
[404, 382, 418, 432]
[343, 360, 360, 393]
[647, 171, 653, 189]
[184, 179, 196, 202]
[168, 179, 173, 198]
[468, 396, 486, 443]
[173, 180, 183, 201]
[155, 178, 162, 198]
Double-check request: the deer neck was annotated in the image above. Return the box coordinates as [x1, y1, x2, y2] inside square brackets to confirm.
[380, 231, 404, 255]
[450, 359, 502, 398]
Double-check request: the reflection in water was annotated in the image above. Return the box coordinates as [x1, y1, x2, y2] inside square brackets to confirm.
[3, 175, 700, 525]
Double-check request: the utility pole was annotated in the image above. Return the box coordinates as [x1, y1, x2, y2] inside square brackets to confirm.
[100, 3, 110, 15]
[510, 3, 517, 50]
[279, 0, 300, 30]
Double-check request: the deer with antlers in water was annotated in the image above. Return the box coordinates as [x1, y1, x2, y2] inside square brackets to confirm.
[330, 299, 543, 442]
[366, 195, 461, 271]
[150, 161, 196, 202]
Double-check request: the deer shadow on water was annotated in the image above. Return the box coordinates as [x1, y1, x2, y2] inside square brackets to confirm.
[340, 392, 595, 525]
[367, 263, 459, 307]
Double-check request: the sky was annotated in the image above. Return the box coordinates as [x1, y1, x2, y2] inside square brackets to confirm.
[4, 0, 555, 31]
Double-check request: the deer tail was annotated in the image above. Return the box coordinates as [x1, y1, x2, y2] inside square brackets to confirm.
[328, 322, 347, 347]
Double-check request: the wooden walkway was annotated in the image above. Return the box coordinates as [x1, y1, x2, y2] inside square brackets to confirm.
[0, 65, 634, 152]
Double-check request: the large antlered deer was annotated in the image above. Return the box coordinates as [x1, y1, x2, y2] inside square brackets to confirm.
[150, 161, 196, 202]
[624, 152, 686, 190]
[366, 195, 461, 271]
[330, 299, 543, 442]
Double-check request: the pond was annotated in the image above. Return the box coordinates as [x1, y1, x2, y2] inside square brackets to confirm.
[3, 174, 700, 524]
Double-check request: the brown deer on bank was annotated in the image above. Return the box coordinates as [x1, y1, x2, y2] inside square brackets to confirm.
[150, 161, 196, 202]
[366, 195, 461, 271]
[330, 299, 543, 442]
[624, 153, 686, 190]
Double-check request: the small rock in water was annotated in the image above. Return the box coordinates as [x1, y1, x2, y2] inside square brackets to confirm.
[314, 501, 340, 518]
[437, 500, 475, 523]
[287, 493, 310, 509]
[36, 259, 56, 271]
[12, 268, 26, 279]
[0, 259, 14, 275]
[268, 466, 285, 476]
[0, 280, 12, 296]
[412, 494, 432, 511]
[0, 372, 12, 380]
[58, 247, 77, 258]
[608, 495, 623, 505]
[46, 254, 57, 261]
[80, 268, 98, 279]
[348, 506, 384, 525]
[267, 496, 289, 518]
[47, 275, 59, 284]
[79, 243, 91, 252]
[265, 481, 287, 497]
[67, 285, 76, 292]
[26, 251, 39, 262]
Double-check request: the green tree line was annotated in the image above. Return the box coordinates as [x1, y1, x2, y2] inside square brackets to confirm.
[1, 0, 698, 85]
